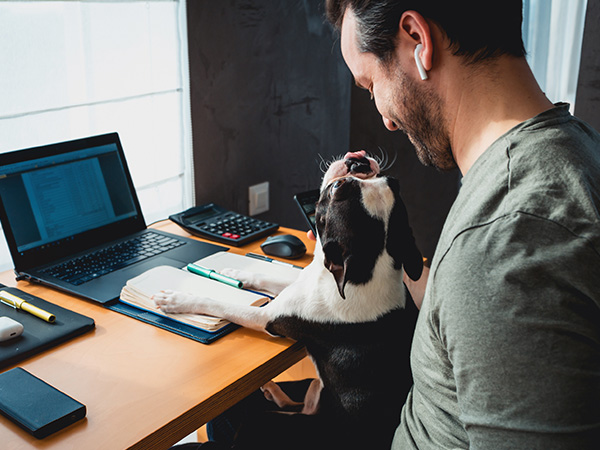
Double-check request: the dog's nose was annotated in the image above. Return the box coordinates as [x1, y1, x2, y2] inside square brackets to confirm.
[344, 156, 372, 175]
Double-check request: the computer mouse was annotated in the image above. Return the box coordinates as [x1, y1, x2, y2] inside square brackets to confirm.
[260, 234, 306, 259]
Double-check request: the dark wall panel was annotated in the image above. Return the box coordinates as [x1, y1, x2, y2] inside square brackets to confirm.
[187, 0, 351, 231]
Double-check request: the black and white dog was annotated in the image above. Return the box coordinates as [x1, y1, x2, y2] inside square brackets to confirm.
[154, 151, 422, 450]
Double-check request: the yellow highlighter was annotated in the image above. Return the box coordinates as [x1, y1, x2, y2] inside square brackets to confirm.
[0, 290, 56, 323]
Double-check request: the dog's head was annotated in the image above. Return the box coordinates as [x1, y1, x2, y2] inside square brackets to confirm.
[315, 153, 422, 299]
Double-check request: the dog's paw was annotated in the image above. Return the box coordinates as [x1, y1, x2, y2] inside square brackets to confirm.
[152, 290, 206, 314]
[219, 268, 259, 289]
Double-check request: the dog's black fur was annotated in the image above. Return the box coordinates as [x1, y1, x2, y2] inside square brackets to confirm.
[263, 300, 418, 450]
[232, 176, 422, 450]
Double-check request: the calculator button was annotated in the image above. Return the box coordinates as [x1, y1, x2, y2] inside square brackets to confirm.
[222, 232, 232, 238]
[231, 234, 240, 239]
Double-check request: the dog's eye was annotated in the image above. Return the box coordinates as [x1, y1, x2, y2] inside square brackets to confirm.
[332, 179, 345, 191]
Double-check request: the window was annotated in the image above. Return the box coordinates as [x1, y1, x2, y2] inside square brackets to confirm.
[522, 0, 588, 110]
[0, 0, 192, 271]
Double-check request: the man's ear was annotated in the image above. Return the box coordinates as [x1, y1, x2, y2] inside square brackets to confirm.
[323, 241, 348, 299]
[385, 178, 423, 281]
[398, 10, 433, 72]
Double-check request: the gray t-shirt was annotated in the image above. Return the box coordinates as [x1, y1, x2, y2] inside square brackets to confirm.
[393, 104, 600, 449]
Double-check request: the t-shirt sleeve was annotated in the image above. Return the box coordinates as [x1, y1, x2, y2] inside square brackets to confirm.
[435, 213, 600, 449]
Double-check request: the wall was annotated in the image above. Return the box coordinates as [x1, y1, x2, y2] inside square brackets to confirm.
[186, 0, 351, 230]
[186, 0, 459, 259]
[575, 0, 600, 131]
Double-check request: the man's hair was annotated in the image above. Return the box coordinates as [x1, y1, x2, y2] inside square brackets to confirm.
[326, 0, 526, 65]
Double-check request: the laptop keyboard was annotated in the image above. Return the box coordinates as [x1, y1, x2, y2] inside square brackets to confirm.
[42, 232, 185, 285]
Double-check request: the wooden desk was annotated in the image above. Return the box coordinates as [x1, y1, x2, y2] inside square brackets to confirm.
[0, 223, 314, 450]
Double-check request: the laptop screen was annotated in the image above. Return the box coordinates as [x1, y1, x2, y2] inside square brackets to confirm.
[0, 133, 145, 269]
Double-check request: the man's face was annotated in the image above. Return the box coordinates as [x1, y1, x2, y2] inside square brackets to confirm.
[340, 9, 456, 171]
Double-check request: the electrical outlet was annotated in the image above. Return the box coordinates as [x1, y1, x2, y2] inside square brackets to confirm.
[249, 182, 269, 216]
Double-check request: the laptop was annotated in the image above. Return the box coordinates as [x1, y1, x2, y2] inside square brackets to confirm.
[0, 132, 225, 305]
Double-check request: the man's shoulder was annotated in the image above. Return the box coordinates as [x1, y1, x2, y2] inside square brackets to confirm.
[442, 109, 600, 260]
[437, 211, 600, 276]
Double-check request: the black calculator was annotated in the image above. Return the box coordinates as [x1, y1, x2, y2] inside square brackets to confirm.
[168, 203, 279, 246]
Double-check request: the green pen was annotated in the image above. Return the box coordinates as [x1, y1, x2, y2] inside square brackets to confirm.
[187, 263, 243, 289]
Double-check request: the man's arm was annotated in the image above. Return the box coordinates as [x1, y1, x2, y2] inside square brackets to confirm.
[404, 265, 429, 309]
[437, 217, 600, 448]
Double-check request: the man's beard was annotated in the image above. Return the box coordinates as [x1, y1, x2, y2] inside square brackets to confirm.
[392, 69, 456, 171]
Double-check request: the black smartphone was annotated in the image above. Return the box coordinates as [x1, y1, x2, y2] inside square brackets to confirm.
[293, 189, 320, 234]
[0, 367, 86, 439]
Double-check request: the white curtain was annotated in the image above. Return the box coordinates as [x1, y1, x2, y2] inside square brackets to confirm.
[523, 0, 588, 110]
[0, 0, 193, 271]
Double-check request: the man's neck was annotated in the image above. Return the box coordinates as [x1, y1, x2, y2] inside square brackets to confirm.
[446, 56, 554, 175]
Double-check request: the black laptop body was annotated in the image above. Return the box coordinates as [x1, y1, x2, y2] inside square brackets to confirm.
[0, 132, 224, 305]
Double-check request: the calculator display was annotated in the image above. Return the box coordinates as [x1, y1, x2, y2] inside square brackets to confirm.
[184, 207, 220, 224]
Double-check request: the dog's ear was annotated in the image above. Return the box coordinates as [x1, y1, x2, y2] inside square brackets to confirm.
[322, 241, 349, 299]
[385, 178, 423, 281]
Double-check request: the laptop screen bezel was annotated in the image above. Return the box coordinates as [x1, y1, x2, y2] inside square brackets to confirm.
[0, 132, 147, 272]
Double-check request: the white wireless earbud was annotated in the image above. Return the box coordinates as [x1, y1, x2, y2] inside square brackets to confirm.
[414, 43, 428, 80]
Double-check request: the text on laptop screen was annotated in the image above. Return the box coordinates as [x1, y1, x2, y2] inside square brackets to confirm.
[0, 144, 137, 253]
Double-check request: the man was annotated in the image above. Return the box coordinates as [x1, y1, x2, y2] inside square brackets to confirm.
[326, 0, 600, 449]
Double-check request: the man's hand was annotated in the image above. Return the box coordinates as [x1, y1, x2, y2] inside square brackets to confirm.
[404, 265, 429, 310]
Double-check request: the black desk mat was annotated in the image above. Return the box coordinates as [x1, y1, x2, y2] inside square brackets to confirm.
[107, 300, 238, 344]
[0, 284, 95, 370]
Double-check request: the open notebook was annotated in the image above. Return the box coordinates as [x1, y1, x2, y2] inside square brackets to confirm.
[119, 252, 302, 338]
